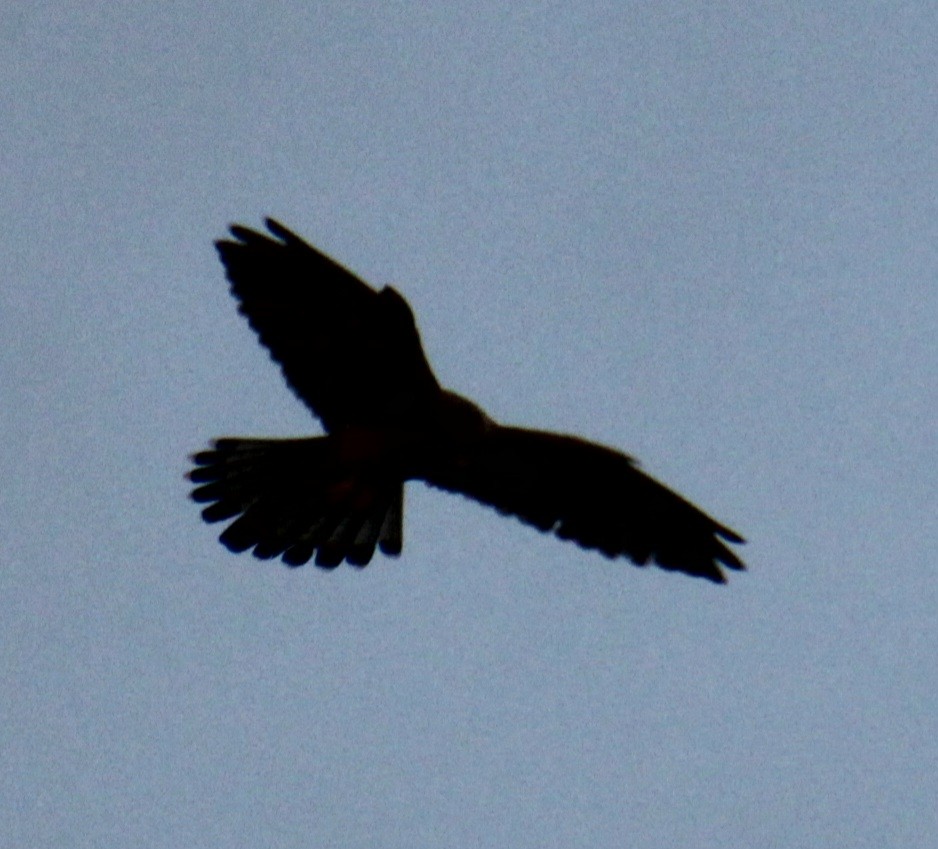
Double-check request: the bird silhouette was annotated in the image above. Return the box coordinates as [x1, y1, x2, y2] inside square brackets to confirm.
[189, 219, 745, 582]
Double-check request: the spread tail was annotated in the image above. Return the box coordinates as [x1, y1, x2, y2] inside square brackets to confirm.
[188, 437, 403, 568]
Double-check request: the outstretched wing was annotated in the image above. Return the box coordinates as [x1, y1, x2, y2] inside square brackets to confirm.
[425, 425, 745, 582]
[215, 219, 440, 432]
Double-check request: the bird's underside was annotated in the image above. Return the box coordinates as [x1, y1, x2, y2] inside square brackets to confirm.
[189, 218, 745, 582]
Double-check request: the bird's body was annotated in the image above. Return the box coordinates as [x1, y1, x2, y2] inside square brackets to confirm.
[190, 219, 745, 582]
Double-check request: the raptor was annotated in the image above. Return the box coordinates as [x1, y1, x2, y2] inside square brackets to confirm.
[189, 219, 745, 582]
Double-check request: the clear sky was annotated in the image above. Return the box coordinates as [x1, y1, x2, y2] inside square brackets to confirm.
[2, 3, 936, 848]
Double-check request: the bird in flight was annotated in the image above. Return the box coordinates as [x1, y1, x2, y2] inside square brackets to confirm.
[189, 219, 745, 582]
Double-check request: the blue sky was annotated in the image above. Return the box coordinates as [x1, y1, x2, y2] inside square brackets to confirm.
[2, 3, 936, 847]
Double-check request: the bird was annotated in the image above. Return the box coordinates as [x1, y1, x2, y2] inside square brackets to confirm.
[188, 218, 745, 582]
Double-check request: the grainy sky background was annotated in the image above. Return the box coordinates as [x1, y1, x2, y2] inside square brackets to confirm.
[2, 3, 936, 847]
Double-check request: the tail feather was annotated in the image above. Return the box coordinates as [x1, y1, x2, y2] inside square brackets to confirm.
[377, 488, 403, 556]
[188, 437, 403, 568]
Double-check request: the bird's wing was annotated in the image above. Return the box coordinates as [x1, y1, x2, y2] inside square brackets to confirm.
[215, 219, 440, 432]
[424, 425, 745, 582]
